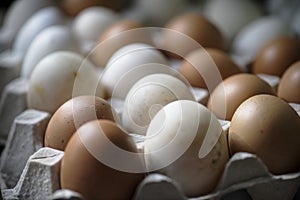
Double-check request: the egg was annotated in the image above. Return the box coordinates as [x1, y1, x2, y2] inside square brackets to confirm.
[61, 120, 145, 200]
[161, 12, 225, 58]
[90, 19, 151, 67]
[12, 7, 65, 56]
[72, 7, 118, 50]
[27, 51, 104, 113]
[61, 0, 129, 16]
[278, 61, 300, 103]
[231, 16, 292, 64]
[21, 25, 79, 78]
[203, 0, 262, 41]
[144, 100, 229, 197]
[132, 0, 186, 26]
[253, 36, 300, 76]
[44, 96, 118, 151]
[207, 73, 275, 120]
[229, 94, 300, 174]
[0, 0, 57, 50]
[122, 74, 195, 135]
[179, 48, 241, 91]
[100, 43, 175, 99]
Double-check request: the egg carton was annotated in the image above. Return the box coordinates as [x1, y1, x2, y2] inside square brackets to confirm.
[0, 105, 300, 200]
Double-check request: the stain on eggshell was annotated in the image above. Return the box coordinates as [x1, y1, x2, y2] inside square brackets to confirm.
[278, 61, 300, 103]
[208, 73, 276, 120]
[161, 12, 226, 58]
[90, 19, 152, 67]
[179, 48, 241, 90]
[253, 36, 300, 76]
[229, 94, 300, 174]
[44, 96, 118, 151]
[61, 120, 145, 200]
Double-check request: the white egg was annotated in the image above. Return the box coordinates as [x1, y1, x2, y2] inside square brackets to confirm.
[132, 0, 186, 26]
[21, 25, 79, 78]
[100, 43, 174, 99]
[231, 16, 292, 63]
[72, 7, 118, 48]
[0, 0, 57, 50]
[122, 73, 195, 135]
[27, 51, 104, 113]
[12, 7, 65, 56]
[203, 0, 262, 41]
[144, 100, 229, 197]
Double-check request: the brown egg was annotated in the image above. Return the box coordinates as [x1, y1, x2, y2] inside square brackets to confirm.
[90, 19, 152, 67]
[278, 61, 300, 103]
[179, 48, 241, 90]
[161, 12, 226, 58]
[253, 36, 300, 76]
[44, 96, 118, 151]
[61, 120, 145, 200]
[61, 0, 129, 16]
[229, 94, 300, 174]
[208, 73, 275, 120]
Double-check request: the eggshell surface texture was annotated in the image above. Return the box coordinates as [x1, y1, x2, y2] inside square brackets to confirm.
[12, 7, 65, 55]
[100, 43, 173, 99]
[122, 74, 195, 135]
[90, 19, 150, 67]
[21, 25, 79, 78]
[162, 12, 225, 58]
[61, 120, 144, 200]
[179, 48, 241, 90]
[72, 7, 118, 46]
[231, 16, 292, 63]
[44, 96, 118, 151]
[208, 73, 275, 120]
[27, 51, 103, 113]
[229, 94, 300, 174]
[144, 100, 229, 197]
[253, 36, 300, 76]
[278, 61, 300, 103]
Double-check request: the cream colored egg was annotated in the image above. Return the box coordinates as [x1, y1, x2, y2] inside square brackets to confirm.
[72, 7, 118, 48]
[21, 25, 79, 78]
[27, 51, 104, 113]
[100, 43, 174, 99]
[122, 74, 195, 135]
[12, 7, 65, 56]
[144, 100, 229, 197]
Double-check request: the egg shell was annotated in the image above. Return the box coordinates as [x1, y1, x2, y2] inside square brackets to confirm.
[253, 36, 300, 76]
[203, 0, 262, 41]
[21, 25, 79, 78]
[161, 12, 225, 58]
[61, 120, 145, 200]
[179, 48, 241, 90]
[27, 51, 104, 113]
[208, 73, 276, 120]
[12, 7, 65, 55]
[61, 0, 129, 16]
[0, 0, 57, 48]
[229, 94, 300, 174]
[231, 16, 292, 63]
[90, 19, 151, 67]
[278, 61, 300, 103]
[44, 96, 119, 151]
[122, 73, 195, 135]
[133, 0, 186, 26]
[72, 7, 118, 46]
[144, 100, 229, 197]
[100, 43, 174, 99]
